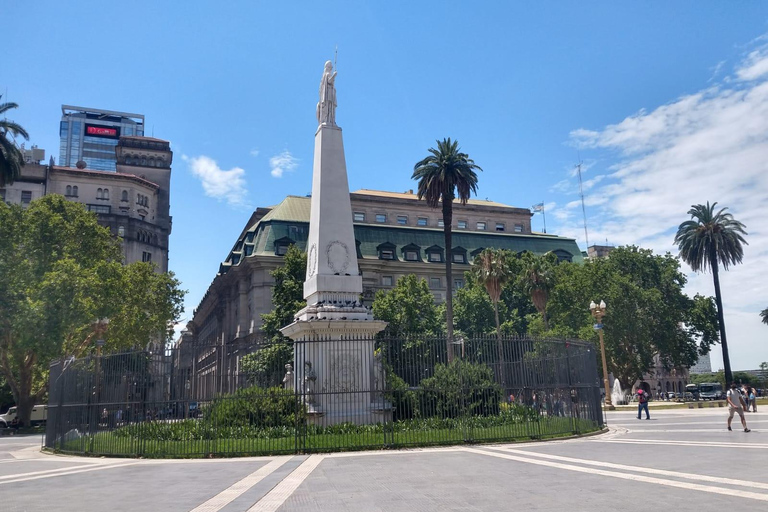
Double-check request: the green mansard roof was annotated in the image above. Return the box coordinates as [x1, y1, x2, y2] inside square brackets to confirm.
[220, 195, 582, 273]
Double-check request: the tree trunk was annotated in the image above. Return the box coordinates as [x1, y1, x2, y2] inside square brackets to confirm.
[711, 252, 732, 385]
[442, 197, 454, 362]
[542, 309, 549, 331]
[493, 300, 506, 387]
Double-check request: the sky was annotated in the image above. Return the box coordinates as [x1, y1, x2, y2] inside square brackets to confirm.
[4, 2, 768, 371]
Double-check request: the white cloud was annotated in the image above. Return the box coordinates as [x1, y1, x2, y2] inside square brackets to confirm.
[250, 149, 260, 157]
[269, 151, 299, 178]
[561, 38, 768, 370]
[184, 154, 249, 208]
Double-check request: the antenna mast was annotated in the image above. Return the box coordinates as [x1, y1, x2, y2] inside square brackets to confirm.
[576, 161, 590, 248]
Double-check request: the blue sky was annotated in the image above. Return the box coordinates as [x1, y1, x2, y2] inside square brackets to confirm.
[5, 2, 768, 370]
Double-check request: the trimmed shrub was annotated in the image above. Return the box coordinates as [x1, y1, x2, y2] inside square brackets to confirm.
[204, 385, 303, 429]
[419, 360, 502, 419]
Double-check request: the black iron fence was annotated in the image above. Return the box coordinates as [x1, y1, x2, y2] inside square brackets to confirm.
[45, 335, 603, 457]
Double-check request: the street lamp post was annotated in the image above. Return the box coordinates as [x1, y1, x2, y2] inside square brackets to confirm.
[590, 301, 614, 411]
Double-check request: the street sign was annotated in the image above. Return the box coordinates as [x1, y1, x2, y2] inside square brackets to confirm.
[593, 323, 603, 330]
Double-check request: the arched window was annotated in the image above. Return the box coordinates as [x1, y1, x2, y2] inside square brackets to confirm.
[72, 186, 78, 197]
[140, 158, 147, 166]
[103, 188, 109, 200]
[66, 185, 72, 196]
[97, 188, 103, 199]
[149, 159, 155, 167]
[121, 190, 128, 201]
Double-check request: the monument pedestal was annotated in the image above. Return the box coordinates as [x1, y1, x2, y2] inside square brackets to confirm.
[281, 318, 391, 426]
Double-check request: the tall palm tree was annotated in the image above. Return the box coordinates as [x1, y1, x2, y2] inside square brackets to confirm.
[674, 202, 748, 385]
[760, 307, 767, 326]
[0, 97, 29, 187]
[412, 138, 481, 361]
[473, 248, 511, 384]
[519, 252, 557, 330]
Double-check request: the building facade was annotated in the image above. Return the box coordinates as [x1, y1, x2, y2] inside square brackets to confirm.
[688, 352, 712, 374]
[1, 136, 172, 273]
[183, 189, 584, 349]
[59, 105, 145, 171]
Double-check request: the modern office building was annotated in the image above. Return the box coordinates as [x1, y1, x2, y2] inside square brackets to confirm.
[59, 105, 145, 171]
[1, 136, 172, 273]
[183, 189, 584, 348]
[688, 352, 713, 374]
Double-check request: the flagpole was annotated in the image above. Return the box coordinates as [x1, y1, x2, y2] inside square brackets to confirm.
[542, 203, 547, 233]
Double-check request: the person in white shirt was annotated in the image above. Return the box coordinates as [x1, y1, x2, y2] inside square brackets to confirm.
[726, 382, 750, 432]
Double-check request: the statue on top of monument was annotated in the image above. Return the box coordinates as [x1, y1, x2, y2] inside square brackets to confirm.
[316, 60, 337, 126]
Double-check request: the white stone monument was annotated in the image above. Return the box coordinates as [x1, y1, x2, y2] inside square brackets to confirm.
[280, 61, 390, 426]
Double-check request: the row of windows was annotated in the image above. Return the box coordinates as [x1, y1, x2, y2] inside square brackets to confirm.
[137, 194, 149, 207]
[380, 275, 464, 290]
[96, 188, 110, 200]
[142, 251, 153, 262]
[124, 156, 166, 168]
[87, 204, 110, 214]
[353, 212, 523, 232]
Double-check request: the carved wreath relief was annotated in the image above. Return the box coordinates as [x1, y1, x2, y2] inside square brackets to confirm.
[308, 243, 318, 277]
[325, 240, 350, 274]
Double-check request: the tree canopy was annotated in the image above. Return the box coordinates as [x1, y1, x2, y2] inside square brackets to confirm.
[372, 274, 442, 337]
[0, 195, 185, 424]
[546, 246, 719, 389]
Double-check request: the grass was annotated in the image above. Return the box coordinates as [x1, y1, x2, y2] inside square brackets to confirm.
[51, 416, 600, 459]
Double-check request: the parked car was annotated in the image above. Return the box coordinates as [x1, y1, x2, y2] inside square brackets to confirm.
[0, 405, 47, 428]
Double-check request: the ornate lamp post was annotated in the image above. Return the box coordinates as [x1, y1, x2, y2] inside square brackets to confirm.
[590, 301, 614, 410]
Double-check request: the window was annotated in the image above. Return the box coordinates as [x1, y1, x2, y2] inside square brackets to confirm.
[428, 252, 442, 262]
[275, 245, 289, 256]
[142, 251, 152, 262]
[289, 225, 299, 239]
[457, 220, 467, 229]
[72, 186, 78, 197]
[404, 250, 419, 261]
[117, 226, 125, 237]
[87, 204, 111, 214]
[380, 250, 394, 260]
[417, 217, 428, 226]
[514, 224, 524, 233]
[438, 219, 444, 228]
[66, 185, 72, 196]
[376, 214, 387, 223]
[353, 212, 365, 222]
[476, 222, 487, 230]
[454, 279, 464, 289]
[452, 253, 466, 264]
[103, 188, 109, 200]
[397, 215, 408, 225]
[496, 223, 505, 232]
[429, 277, 441, 289]
[21, 191, 32, 204]
[382, 276, 393, 286]
[121, 190, 128, 201]
[97, 188, 103, 199]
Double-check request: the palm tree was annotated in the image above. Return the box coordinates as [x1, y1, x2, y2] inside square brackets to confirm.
[519, 252, 557, 330]
[760, 307, 768, 326]
[674, 202, 748, 385]
[412, 138, 481, 361]
[473, 248, 512, 384]
[0, 97, 29, 187]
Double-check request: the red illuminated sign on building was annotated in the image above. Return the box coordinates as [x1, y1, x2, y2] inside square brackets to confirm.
[85, 125, 118, 137]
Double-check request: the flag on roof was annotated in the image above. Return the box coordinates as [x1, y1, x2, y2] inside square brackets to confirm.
[532, 202, 544, 212]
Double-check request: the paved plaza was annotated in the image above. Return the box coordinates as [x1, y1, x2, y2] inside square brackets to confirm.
[1, 408, 766, 511]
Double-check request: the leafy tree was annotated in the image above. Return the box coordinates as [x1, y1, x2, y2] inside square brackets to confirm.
[453, 276, 497, 337]
[546, 246, 719, 389]
[241, 244, 307, 386]
[0, 195, 185, 425]
[260, 244, 306, 339]
[518, 252, 558, 330]
[412, 138, 481, 361]
[761, 308, 768, 326]
[372, 274, 441, 337]
[689, 371, 725, 388]
[0, 97, 29, 187]
[674, 202, 748, 384]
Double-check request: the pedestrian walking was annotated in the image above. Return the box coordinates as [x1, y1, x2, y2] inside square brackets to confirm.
[637, 389, 650, 420]
[727, 382, 750, 432]
[749, 387, 757, 412]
